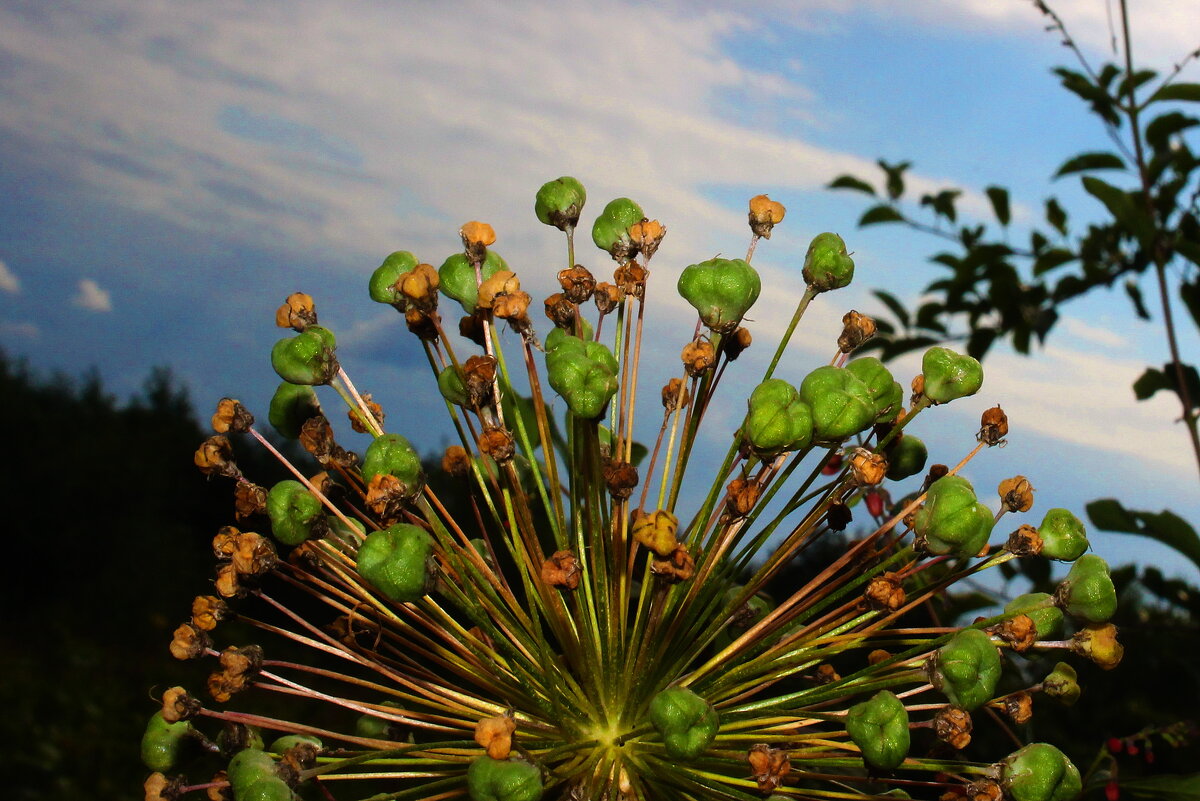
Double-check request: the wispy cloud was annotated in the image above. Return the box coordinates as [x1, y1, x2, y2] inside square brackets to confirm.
[0, 321, 38, 338]
[0, 259, 19, 293]
[73, 278, 113, 312]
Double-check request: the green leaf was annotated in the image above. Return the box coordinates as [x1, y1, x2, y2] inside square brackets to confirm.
[1135, 361, 1200, 409]
[920, 190, 961, 223]
[1125, 280, 1151, 320]
[1181, 280, 1200, 329]
[859, 205, 905, 226]
[984, 186, 1010, 226]
[1087, 499, 1200, 573]
[1081, 176, 1154, 245]
[1133, 366, 1172, 400]
[828, 175, 876, 195]
[877, 160, 911, 200]
[1146, 111, 1200, 151]
[1120, 773, 1200, 801]
[1045, 198, 1068, 235]
[1055, 152, 1126, 177]
[872, 289, 910, 329]
[1033, 248, 1076, 276]
[1150, 82, 1200, 103]
[1116, 69, 1158, 100]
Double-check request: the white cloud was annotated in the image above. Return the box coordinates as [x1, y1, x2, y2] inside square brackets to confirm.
[1059, 315, 1127, 349]
[0, 321, 38, 338]
[0, 260, 18, 293]
[73, 278, 113, 312]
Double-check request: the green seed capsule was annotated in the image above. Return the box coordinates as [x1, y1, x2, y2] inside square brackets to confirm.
[357, 523, 435, 603]
[140, 711, 194, 772]
[267, 382, 321, 440]
[466, 755, 543, 801]
[1042, 662, 1081, 705]
[802, 232, 855, 292]
[648, 687, 720, 760]
[227, 748, 279, 792]
[799, 366, 876, 443]
[713, 587, 773, 651]
[845, 690, 910, 770]
[744, 379, 813, 457]
[361, 433, 424, 498]
[913, 475, 995, 558]
[534, 176, 587, 231]
[355, 700, 404, 740]
[436, 364, 469, 407]
[846, 357, 903, 423]
[269, 734, 323, 753]
[1037, 508, 1089, 561]
[676, 257, 763, 333]
[543, 320, 593, 353]
[1000, 743, 1082, 801]
[266, 480, 324, 546]
[237, 777, 295, 801]
[590, 198, 644, 259]
[439, 251, 508, 314]
[369, 250, 419, 305]
[931, 628, 1001, 710]
[1055, 554, 1117, 623]
[1004, 593, 1064, 640]
[545, 336, 619, 419]
[885, 436, 928, 481]
[921, 347, 983, 404]
[271, 326, 338, 386]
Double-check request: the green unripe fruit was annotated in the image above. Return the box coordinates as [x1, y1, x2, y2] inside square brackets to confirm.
[802, 232, 855, 292]
[590, 197, 644, 259]
[355, 700, 403, 739]
[913, 476, 995, 558]
[267, 382, 321, 440]
[266, 480, 324, 546]
[535, 176, 587, 231]
[1004, 593, 1063, 640]
[921, 347, 983, 404]
[237, 779, 295, 801]
[369, 250, 419, 305]
[439, 251, 508, 314]
[437, 364, 469, 406]
[543, 319, 593, 353]
[141, 711, 194, 772]
[545, 336, 619, 419]
[357, 523, 435, 604]
[1055, 554, 1117, 623]
[361, 433, 424, 498]
[271, 326, 338, 386]
[270, 734, 322, 753]
[1042, 662, 1081, 705]
[1038, 508, 1089, 561]
[845, 690, 910, 770]
[677, 257, 762, 333]
[744, 379, 813, 457]
[846, 357, 903, 423]
[1000, 743, 1082, 801]
[467, 756, 543, 801]
[714, 587, 773, 650]
[885, 436, 928, 481]
[799, 366, 876, 443]
[648, 687, 720, 760]
[931, 628, 1001, 710]
[227, 748, 278, 792]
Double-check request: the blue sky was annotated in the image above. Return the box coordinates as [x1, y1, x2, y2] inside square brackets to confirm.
[1, 0, 1197, 580]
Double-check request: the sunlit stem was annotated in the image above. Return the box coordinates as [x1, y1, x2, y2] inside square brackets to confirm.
[762, 285, 817, 383]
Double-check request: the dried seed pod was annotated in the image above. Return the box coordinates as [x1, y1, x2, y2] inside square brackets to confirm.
[650, 543, 695, 583]
[233, 481, 267, 520]
[629, 219, 666, 260]
[725, 478, 761, 517]
[475, 714, 517, 760]
[614, 262, 648, 298]
[968, 780, 1004, 801]
[212, 398, 254, 434]
[144, 771, 185, 801]
[681, 338, 716, 377]
[460, 220, 497, 263]
[747, 744, 791, 792]
[405, 308, 440, 340]
[477, 270, 521, 312]
[230, 531, 277, 578]
[748, 194, 786, 238]
[865, 572, 906, 611]
[191, 595, 231, 632]
[838, 310, 877, 353]
[479, 426, 515, 463]
[170, 622, 210, 660]
[602, 459, 638, 500]
[542, 550, 582, 590]
[463, 355, 498, 407]
[662, 377, 690, 410]
[348, 394, 385, 434]
[557, 265, 596, 304]
[849, 447, 888, 486]
[366, 473, 411, 521]
[399, 263, 440, 311]
[989, 613, 1038, 653]
[934, 706, 973, 750]
[814, 664, 840, 684]
[1005, 524, 1043, 557]
[161, 686, 202, 723]
[442, 445, 471, 478]
[978, 405, 1009, 445]
[492, 289, 531, 323]
[275, 292, 317, 331]
[827, 501, 852, 531]
[723, 326, 753, 361]
[1070, 623, 1123, 670]
[593, 281, 620, 314]
[633, 510, 679, 557]
[544, 292, 577, 329]
[1004, 691, 1034, 725]
[195, 435, 241, 479]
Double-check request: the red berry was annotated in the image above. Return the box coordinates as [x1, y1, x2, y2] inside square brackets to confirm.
[1126, 743, 1139, 756]
[1107, 737, 1123, 753]
[865, 490, 884, 517]
[822, 453, 843, 475]
[1105, 780, 1119, 801]
[1145, 749, 1155, 764]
